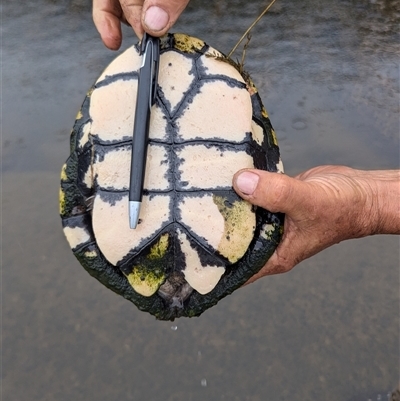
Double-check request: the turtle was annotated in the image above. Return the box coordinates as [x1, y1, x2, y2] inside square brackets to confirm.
[60, 33, 284, 321]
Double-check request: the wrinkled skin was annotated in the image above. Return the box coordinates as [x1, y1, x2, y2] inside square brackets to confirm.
[233, 165, 400, 284]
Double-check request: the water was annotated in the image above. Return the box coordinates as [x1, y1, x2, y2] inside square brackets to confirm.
[2, 0, 399, 400]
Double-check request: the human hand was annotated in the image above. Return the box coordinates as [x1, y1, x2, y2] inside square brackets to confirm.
[93, 0, 190, 49]
[233, 166, 400, 284]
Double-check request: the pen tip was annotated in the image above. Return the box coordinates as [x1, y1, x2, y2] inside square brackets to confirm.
[129, 201, 141, 229]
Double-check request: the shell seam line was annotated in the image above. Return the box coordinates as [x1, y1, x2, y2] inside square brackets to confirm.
[95, 71, 139, 89]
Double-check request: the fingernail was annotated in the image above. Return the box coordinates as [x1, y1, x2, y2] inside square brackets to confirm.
[236, 172, 259, 195]
[144, 6, 169, 31]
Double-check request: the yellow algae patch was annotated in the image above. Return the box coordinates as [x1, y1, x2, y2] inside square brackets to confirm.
[174, 33, 205, 53]
[271, 129, 278, 146]
[125, 235, 169, 296]
[75, 109, 83, 120]
[126, 266, 165, 297]
[60, 164, 68, 181]
[213, 196, 255, 263]
[59, 188, 66, 215]
[148, 234, 169, 259]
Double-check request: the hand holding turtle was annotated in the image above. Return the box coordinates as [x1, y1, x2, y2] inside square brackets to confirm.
[93, 0, 190, 49]
[233, 166, 400, 283]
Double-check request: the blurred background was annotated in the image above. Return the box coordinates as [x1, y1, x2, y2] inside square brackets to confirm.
[2, 0, 399, 400]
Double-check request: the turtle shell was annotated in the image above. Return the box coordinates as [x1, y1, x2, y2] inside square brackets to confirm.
[60, 33, 284, 320]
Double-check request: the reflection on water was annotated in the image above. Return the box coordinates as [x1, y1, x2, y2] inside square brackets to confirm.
[2, 0, 399, 400]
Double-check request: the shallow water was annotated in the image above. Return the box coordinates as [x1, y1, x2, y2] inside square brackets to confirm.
[2, 0, 399, 400]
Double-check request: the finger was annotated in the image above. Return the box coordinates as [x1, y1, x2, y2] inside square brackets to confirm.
[93, 0, 123, 50]
[233, 170, 305, 284]
[233, 169, 309, 215]
[142, 0, 190, 36]
[119, 0, 144, 39]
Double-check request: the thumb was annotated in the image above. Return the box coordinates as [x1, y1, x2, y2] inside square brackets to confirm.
[233, 169, 308, 215]
[142, 0, 189, 36]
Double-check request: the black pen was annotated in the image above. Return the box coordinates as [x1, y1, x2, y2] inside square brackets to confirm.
[129, 34, 160, 229]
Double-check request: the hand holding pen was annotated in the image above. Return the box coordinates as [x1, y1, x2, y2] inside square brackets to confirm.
[129, 33, 160, 229]
[93, 0, 190, 49]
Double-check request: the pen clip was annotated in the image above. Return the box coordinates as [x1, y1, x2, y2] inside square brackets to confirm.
[140, 33, 160, 108]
